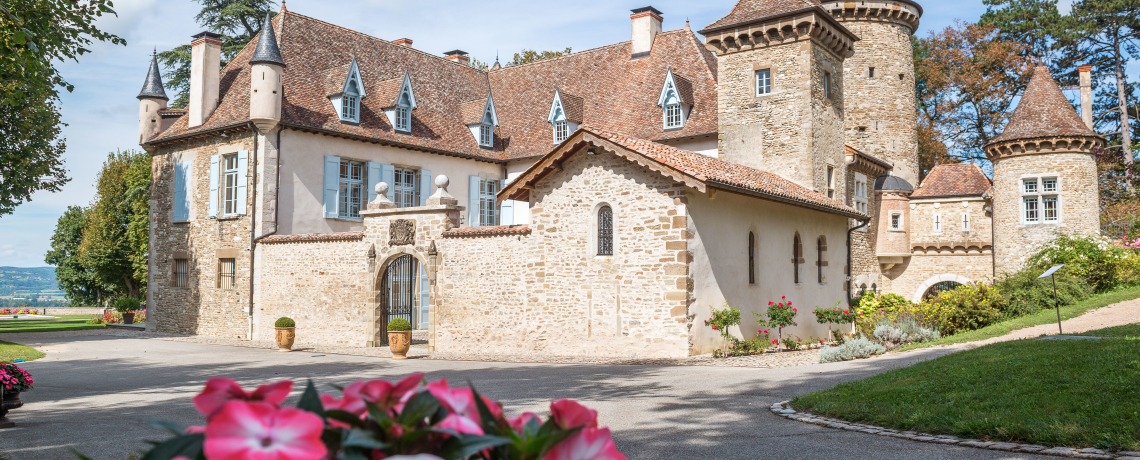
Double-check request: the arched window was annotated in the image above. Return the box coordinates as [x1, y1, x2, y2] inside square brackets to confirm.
[924, 281, 960, 299]
[817, 236, 826, 284]
[748, 232, 756, 285]
[597, 205, 613, 256]
[793, 233, 803, 284]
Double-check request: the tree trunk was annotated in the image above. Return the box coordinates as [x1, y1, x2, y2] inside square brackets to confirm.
[123, 277, 138, 299]
[1114, 29, 1135, 193]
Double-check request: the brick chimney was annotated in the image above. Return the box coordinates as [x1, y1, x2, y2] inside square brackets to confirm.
[630, 6, 662, 59]
[393, 38, 413, 47]
[443, 50, 470, 66]
[1079, 65, 1093, 129]
[188, 31, 223, 128]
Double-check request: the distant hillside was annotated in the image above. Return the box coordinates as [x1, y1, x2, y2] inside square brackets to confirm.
[0, 267, 60, 298]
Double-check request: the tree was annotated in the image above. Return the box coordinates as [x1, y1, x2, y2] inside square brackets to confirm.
[979, 0, 1063, 59]
[158, 0, 276, 108]
[78, 150, 150, 299]
[507, 48, 572, 66]
[913, 36, 957, 182]
[45, 205, 102, 305]
[0, 0, 125, 216]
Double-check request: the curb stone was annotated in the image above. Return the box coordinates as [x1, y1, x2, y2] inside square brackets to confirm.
[770, 401, 1131, 459]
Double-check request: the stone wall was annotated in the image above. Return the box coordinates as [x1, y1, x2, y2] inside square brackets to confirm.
[909, 198, 993, 250]
[886, 252, 994, 303]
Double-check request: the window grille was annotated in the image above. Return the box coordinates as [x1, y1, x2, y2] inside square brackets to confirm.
[478, 179, 500, 226]
[748, 232, 756, 285]
[1024, 197, 1039, 222]
[218, 258, 235, 289]
[1023, 179, 1038, 194]
[793, 234, 802, 284]
[394, 168, 419, 208]
[1021, 176, 1059, 224]
[173, 259, 189, 287]
[1043, 196, 1058, 222]
[342, 95, 357, 120]
[755, 69, 771, 95]
[223, 154, 239, 215]
[665, 104, 682, 128]
[598, 206, 613, 256]
[891, 213, 901, 230]
[1043, 178, 1057, 193]
[553, 120, 569, 143]
[395, 106, 410, 131]
[338, 160, 364, 218]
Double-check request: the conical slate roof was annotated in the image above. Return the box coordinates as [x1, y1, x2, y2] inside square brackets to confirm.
[873, 175, 914, 192]
[988, 66, 1100, 146]
[137, 51, 168, 100]
[249, 13, 285, 67]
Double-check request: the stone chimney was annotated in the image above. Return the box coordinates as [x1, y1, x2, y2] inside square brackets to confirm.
[393, 38, 413, 47]
[630, 6, 663, 59]
[1079, 65, 1093, 129]
[188, 31, 223, 128]
[443, 50, 470, 66]
[137, 50, 169, 147]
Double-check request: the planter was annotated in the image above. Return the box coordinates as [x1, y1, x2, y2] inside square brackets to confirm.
[388, 330, 412, 360]
[123, 312, 135, 324]
[1, 391, 22, 429]
[275, 327, 295, 352]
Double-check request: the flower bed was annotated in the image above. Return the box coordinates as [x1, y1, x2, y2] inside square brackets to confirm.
[0, 309, 38, 315]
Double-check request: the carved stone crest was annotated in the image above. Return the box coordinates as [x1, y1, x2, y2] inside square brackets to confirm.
[389, 219, 416, 246]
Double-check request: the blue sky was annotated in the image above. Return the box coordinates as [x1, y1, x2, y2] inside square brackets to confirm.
[0, 0, 1076, 267]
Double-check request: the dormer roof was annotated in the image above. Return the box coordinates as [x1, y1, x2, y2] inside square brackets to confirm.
[461, 94, 497, 126]
[547, 89, 583, 124]
[250, 12, 285, 67]
[986, 66, 1102, 146]
[657, 68, 693, 107]
[911, 163, 991, 198]
[138, 51, 168, 100]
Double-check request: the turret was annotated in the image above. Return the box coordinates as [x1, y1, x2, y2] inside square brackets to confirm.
[873, 175, 914, 272]
[249, 12, 285, 134]
[137, 50, 169, 147]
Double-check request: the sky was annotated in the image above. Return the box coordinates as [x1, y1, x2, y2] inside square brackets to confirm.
[0, 0, 1078, 267]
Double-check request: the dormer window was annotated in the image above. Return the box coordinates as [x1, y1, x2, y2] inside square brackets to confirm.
[480, 123, 493, 146]
[554, 120, 569, 143]
[342, 80, 359, 120]
[665, 104, 682, 128]
[547, 89, 580, 144]
[464, 94, 498, 148]
[382, 71, 417, 133]
[657, 68, 690, 130]
[395, 105, 410, 131]
[331, 58, 366, 124]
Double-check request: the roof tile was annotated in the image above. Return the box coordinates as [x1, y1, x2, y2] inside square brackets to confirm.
[988, 66, 1101, 146]
[911, 163, 992, 198]
[702, 0, 820, 32]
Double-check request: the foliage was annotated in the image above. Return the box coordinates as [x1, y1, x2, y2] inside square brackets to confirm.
[507, 48, 572, 66]
[704, 304, 741, 356]
[158, 0, 277, 107]
[764, 296, 798, 345]
[274, 317, 295, 328]
[45, 206, 102, 304]
[718, 330, 770, 357]
[813, 302, 856, 325]
[907, 283, 1006, 335]
[818, 338, 886, 364]
[994, 266, 1093, 317]
[979, 0, 1062, 59]
[76, 150, 150, 299]
[127, 376, 627, 460]
[0, 363, 33, 392]
[386, 317, 411, 331]
[1024, 233, 1139, 293]
[0, 0, 126, 215]
[111, 297, 139, 314]
[854, 292, 911, 333]
[780, 335, 802, 352]
[872, 316, 940, 348]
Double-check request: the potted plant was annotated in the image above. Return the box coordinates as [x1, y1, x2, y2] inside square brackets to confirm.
[275, 317, 296, 352]
[387, 318, 412, 360]
[114, 297, 141, 324]
[0, 363, 33, 429]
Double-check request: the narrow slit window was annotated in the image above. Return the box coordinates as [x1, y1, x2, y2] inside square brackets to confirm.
[826, 166, 835, 198]
[748, 232, 756, 285]
[824, 72, 832, 99]
[793, 233, 802, 284]
[933, 214, 942, 233]
[598, 206, 613, 256]
[962, 212, 971, 231]
[868, 67, 876, 78]
[817, 236, 825, 284]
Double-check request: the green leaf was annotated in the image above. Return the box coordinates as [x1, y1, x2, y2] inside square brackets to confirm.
[364, 400, 393, 425]
[297, 379, 325, 417]
[139, 433, 205, 460]
[535, 426, 582, 459]
[396, 390, 440, 426]
[343, 429, 390, 450]
[14, 31, 25, 44]
[436, 434, 512, 460]
[144, 419, 187, 436]
[469, 385, 503, 433]
[325, 409, 366, 429]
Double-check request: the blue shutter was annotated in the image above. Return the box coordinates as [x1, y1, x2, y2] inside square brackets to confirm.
[418, 263, 429, 329]
[208, 155, 220, 218]
[174, 162, 189, 221]
[324, 155, 340, 218]
[499, 179, 513, 225]
[367, 162, 382, 204]
[381, 164, 395, 201]
[236, 150, 249, 216]
[468, 175, 481, 227]
[419, 169, 432, 206]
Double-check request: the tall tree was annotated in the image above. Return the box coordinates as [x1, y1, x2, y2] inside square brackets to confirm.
[0, 0, 125, 216]
[508, 48, 573, 66]
[45, 205, 102, 305]
[979, 0, 1062, 59]
[157, 0, 276, 108]
[78, 150, 150, 299]
[913, 36, 957, 182]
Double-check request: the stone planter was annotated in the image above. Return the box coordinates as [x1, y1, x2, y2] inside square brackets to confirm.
[1, 391, 22, 429]
[388, 330, 412, 360]
[275, 327, 295, 352]
[123, 312, 135, 324]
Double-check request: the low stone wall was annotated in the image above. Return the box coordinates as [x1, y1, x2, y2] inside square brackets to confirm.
[41, 307, 105, 316]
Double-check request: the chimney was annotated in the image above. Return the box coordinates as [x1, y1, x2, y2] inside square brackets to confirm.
[393, 38, 413, 47]
[630, 6, 663, 59]
[188, 31, 223, 128]
[443, 50, 470, 66]
[1079, 65, 1093, 129]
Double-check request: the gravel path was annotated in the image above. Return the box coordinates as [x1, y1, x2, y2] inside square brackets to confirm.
[929, 296, 1140, 351]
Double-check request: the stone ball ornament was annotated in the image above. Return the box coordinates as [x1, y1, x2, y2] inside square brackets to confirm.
[435, 174, 449, 190]
[375, 182, 389, 196]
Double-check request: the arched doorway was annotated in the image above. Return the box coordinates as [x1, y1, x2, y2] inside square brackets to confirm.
[923, 281, 962, 300]
[377, 254, 423, 344]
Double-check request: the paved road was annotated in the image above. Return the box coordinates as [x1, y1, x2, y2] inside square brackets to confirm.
[0, 334, 1055, 460]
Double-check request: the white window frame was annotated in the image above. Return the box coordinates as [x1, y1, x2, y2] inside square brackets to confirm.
[338, 160, 364, 219]
[395, 106, 410, 132]
[755, 69, 771, 96]
[826, 166, 835, 199]
[1020, 175, 1061, 224]
[553, 120, 569, 144]
[479, 123, 493, 147]
[222, 154, 239, 216]
[853, 173, 868, 214]
[477, 179, 499, 226]
[664, 103, 683, 129]
[393, 167, 419, 208]
[890, 212, 903, 231]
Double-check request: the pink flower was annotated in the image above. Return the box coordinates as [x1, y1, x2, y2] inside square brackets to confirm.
[542, 427, 626, 460]
[508, 412, 540, 433]
[781, 296, 786, 299]
[186, 425, 206, 434]
[772, 340, 778, 344]
[425, 379, 501, 435]
[204, 401, 327, 460]
[792, 308, 797, 312]
[550, 399, 598, 430]
[343, 373, 424, 414]
[193, 378, 293, 420]
[768, 301, 774, 305]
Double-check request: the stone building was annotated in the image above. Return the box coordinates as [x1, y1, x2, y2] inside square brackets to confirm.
[137, 0, 1103, 356]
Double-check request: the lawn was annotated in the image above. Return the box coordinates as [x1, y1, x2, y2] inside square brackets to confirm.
[0, 314, 105, 334]
[793, 328, 1140, 451]
[1078, 322, 1140, 338]
[0, 340, 45, 363]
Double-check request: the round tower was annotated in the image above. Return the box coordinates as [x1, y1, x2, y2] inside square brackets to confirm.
[820, 0, 922, 186]
[873, 174, 914, 273]
[249, 12, 285, 134]
[984, 66, 1104, 275]
[137, 50, 169, 146]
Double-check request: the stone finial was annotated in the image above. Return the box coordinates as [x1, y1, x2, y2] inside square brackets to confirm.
[367, 182, 396, 209]
[435, 174, 450, 190]
[428, 174, 459, 206]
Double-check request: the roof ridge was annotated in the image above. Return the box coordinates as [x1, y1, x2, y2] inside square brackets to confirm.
[678, 27, 718, 85]
[488, 29, 693, 73]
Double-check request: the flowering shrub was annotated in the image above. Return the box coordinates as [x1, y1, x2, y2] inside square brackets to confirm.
[719, 330, 771, 357]
[780, 336, 801, 351]
[134, 309, 147, 323]
[705, 304, 741, 356]
[995, 266, 1092, 317]
[0, 308, 38, 315]
[1026, 233, 1140, 292]
[764, 297, 798, 348]
[132, 375, 626, 460]
[0, 363, 33, 392]
[904, 283, 1005, 336]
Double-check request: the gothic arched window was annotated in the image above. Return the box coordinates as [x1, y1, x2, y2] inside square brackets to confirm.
[793, 233, 803, 284]
[598, 206, 613, 256]
[748, 232, 756, 284]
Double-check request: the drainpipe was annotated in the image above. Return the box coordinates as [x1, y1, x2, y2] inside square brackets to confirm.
[247, 122, 259, 340]
[846, 218, 870, 306]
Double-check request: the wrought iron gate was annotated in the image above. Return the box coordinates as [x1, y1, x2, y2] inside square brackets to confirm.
[378, 254, 417, 345]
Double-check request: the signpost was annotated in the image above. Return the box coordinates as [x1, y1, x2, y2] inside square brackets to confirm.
[1038, 264, 1066, 335]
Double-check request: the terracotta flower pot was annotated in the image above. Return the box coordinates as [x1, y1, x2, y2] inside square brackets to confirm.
[123, 312, 135, 324]
[275, 327, 295, 352]
[388, 330, 412, 360]
[1, 391, 22, 429]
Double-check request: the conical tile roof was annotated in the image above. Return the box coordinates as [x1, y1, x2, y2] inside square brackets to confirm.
[988, 66, 1100, 146]
[137, 51, 168, 100]
[250, 13, 285, 67]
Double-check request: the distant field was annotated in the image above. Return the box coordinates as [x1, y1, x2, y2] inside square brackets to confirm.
[0, 266, 59, 297]
[0, 315, 105, 334]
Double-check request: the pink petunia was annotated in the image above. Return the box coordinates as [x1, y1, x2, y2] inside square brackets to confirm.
[426, 379, 500, 434]
[550, 399, 598, 430]
[193, 379, 293, 420]
[203, 401, 327, 460]
[542, 427, 627, 460]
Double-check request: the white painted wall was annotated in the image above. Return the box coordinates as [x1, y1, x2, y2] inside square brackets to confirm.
[504, 158, 538, 225]
[660, 135, 719, 157]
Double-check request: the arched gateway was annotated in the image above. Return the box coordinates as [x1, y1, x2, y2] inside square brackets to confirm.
[376, 254, 427, 344]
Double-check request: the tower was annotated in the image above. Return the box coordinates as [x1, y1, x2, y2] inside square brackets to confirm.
[700, 0, 858, 199]
[985, 66, 1104, 275]
[820, 0, 922, 186]
[249, 12, 286, 134]
[137, 50, 169, 146]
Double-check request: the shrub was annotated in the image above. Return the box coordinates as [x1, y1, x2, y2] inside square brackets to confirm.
[720, 330, 771, 357]
[764, 296, 798, 345]
[855, 292, 911, 334]
[781, 335, 802, 351]
[112, 297, 141, 314]
[0, 363, 34, 392]
[905, 283, 1005, 335]
[818, 337, 886, 363]
[1025, 233, 1139, 292]
[274, 317, 296, 328]
[995, 266, 1093, 317]
[872, 315, 940, 348]
[387, 317, 412, 331]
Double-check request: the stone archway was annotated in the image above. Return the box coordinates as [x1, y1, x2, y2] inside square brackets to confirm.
[911, 274, 974, 303]
[370, 249, 432, 346]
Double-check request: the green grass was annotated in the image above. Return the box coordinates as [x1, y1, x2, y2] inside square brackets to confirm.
[0, 340, 45, 363]
[0, 314, 105, 334]
[793, 337, 1140, 451]
[896, 285, 1140, 351]
[1078, 323, 1140, 338]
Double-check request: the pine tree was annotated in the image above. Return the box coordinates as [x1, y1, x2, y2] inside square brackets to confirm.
[979, 0, 1063, 60]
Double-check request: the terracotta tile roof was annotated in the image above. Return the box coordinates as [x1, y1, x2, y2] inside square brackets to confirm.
[503, 127, 866, 220]
[702, 0, 821, 32]
[911, 163, 992, 198]
[558, 91, 585, 124]
[460, 98, 487, 125]
[987, 66, 1102, 146]
[442, 225, 531, 238]
[149, 12, 718, 163]
[258, 231, 364, 244]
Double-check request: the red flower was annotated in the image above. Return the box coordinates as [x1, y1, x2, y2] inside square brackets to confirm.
[542, 427, 626, 460]
[203, 401, 327, 460]
[550, 399, 599, 430]
[781, 296, 786, 299]
[193, 378, 293, 421]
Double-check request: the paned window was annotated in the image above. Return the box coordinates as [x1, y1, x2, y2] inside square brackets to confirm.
[222, 154, 240, 216]
[933, 213, 942, 233]
[1043, 196, 1058, 222]
[338, 160, 364, 218]
[1021, 176, 1060, 224]
[342, 94, 358, 120]
[793, 234, 803, 284]
[755, 69, 771, 96]
[890, 213, 901, 230]
[394, 168, 419, 208]
[1024, 197, 1039, 222]
[218, 258, 235, 289]
[395, 106, 410, 131]
[853, 173, 868, 214]
[748, 232, 756, 285]
[479, 123, 493, 147]
[477, 179, 499, 226]
[1023, 179, 1038, 194]
[598, 206, 613, 256]
[1043, 178, 1057, 193]
[665, 104, 683, 129]
[553, 120, 569, 143]
[173, 259, 189, 288]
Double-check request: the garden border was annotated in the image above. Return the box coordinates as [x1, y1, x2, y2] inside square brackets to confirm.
[770, 400, 1140, 459]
